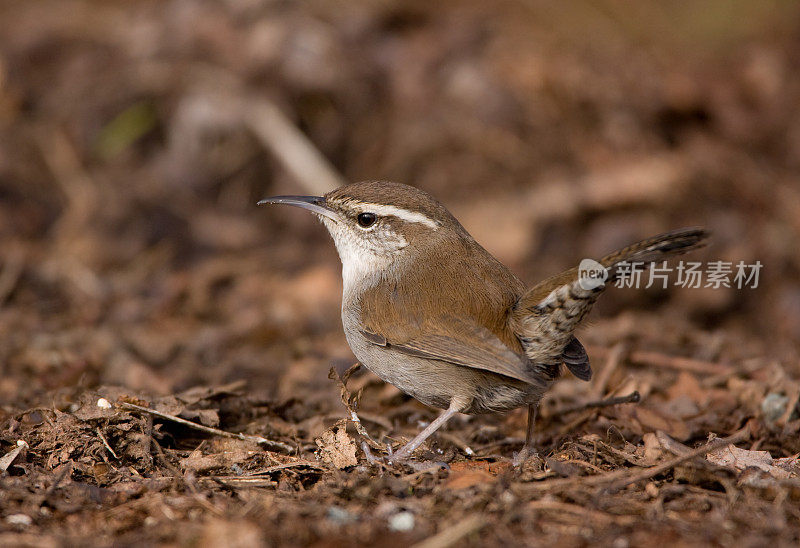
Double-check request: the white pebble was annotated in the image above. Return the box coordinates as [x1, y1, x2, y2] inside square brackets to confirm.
[388, 512, 415, 532]
[97, 398, 112, 409]
[16, 440, 28, 448]
[6, 514, 32, 527]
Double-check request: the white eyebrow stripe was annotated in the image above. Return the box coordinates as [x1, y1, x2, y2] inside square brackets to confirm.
[358, 203, 439, 229]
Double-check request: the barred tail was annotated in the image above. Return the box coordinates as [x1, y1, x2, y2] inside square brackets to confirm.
[511, 227, 709, 380]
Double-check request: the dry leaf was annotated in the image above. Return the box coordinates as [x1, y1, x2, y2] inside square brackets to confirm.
[180, 439, 260, 472]
[667, 372, 708, 407]
[630, 407, 690, 440]
[315, 423, 358, 469]
[641, 432, 666, 464]
[706, 444, 793, 479]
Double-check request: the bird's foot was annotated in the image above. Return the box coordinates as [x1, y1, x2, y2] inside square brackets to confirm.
[512, 444, 539, 467]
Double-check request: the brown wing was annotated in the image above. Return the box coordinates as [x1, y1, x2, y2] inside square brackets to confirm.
[360, 314, 538, 385]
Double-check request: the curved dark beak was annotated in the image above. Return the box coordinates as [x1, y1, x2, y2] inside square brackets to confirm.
[257, 195, 338, 221]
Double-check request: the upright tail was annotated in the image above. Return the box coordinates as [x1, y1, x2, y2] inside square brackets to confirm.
[510, 228, 709, 381]
[599, 228, 709, 283]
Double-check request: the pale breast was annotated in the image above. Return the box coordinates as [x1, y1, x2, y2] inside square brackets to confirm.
[342, 305, 550, 414]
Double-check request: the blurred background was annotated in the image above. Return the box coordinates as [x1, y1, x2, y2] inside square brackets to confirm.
[1, 0, 799, 411]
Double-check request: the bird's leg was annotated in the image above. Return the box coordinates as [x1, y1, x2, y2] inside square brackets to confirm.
[513, 404, 538, 466]
[388, 401, 462, 463]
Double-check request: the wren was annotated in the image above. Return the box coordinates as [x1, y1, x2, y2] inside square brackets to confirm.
[260, 181, 708, 462]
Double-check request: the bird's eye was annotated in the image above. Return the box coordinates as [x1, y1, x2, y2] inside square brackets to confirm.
[357, 212, 377, 228]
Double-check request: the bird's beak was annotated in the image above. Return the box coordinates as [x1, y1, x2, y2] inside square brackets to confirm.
[257, 195, 338, 222]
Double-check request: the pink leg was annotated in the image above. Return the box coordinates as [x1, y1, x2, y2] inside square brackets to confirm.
[389, 401, 462, 463]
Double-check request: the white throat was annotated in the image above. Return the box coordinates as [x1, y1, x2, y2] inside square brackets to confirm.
[320, 217, 399, 301]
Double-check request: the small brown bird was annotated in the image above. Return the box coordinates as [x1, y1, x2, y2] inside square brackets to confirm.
[260, 181, 708, 462]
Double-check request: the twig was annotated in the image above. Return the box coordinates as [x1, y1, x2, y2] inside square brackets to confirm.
[0, 441, 28, 473]
[45, 462, 73, 497]
[438, 432, 476, 456]
[241, 461, 324, 476]
[149, 435, 182, 479]
[630, 350, 734, 376]
[586, 346, 734, 376]
[205, 476, 277, 488]
[0, 245, 25, 307]
[777, 382, 800, 428]
[114, 401, 293, 453]
[96, 428, 118, 460]
[554, 389, 638, 436]
[242, 97, 346, 195]
[411, 515, 486, 548]
[203, 462, 322, 487]
[527, 500, 635, 526]
[655, 430, 692, 456]
[328, 366, 386, 452]
[601, 424, 751, 492]
[591, 343, 625, 398]
[556, 391, 640, 415]
[522, 424, 752, 493]
[184, 470, 225, 516]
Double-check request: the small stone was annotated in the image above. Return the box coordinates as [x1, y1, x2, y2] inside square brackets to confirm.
[499, 490, 516, 505]
[326, 506, 356, 525]
[388, 511, 415, 532]
[97, 398, 112, 409]
[7, 514, 32, 527]
[16, 440, 28, 448]
[762, 393, 789, 423]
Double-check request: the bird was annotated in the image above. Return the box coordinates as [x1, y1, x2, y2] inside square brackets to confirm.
[259, 181, 708, 463]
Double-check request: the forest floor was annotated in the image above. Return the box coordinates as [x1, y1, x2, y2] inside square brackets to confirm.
[1, 1, 800, 546]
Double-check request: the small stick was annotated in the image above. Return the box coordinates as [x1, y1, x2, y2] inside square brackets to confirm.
[630, 350, 734, 376]
[45, 462, 73, 497]
[521, 424, 751, 493]
[243, 97, 346, 195]
[586, 346, 734, 376]
[556, 391, 640, 415]
[591, 343, 625, 398]
[0, 441, 27, 473]
[527, 500, 635, 526]
[0, 245, 24, 307]
[96, 428, 118, 460]
[115, 401, 293, 453]
[150, 435, 182, 479]
[601, 425, 751, 492]
[329, 366, 385, 452]
[777, 382, 800, 428]
[411, 515, 486, 548]
[240, 461, 324, 476]
[206, 477, 277, 488]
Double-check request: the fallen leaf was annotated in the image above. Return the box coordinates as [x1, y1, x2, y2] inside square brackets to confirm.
[630, 407, 690, 440]
[667, 372, 708, 407]
[180, 439, 261, 472]
[641, 432, 666, 464]
[315, 423, 358, 469]
[706, 444, 792, 479]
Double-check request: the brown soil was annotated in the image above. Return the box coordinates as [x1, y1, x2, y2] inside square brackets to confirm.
[1, 1, 799, 546]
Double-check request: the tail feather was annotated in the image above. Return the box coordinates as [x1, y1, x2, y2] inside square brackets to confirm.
[512, 227, 709, 380]
[602, 227, 709, 282]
